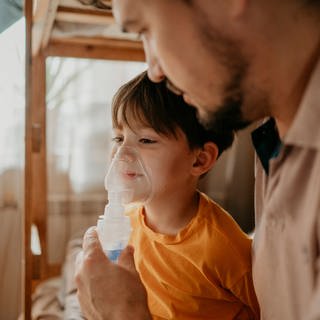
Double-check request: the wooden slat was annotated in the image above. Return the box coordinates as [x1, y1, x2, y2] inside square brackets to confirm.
[30, 53, 48, 281]
[59, 0, 112, 12]
[25, 0, 33, 317]
[59, 2, 112, 16]
[25, 47, 48, 320]
[55, 11, 114, 25]
[45, 37, 145, 61]
[32, 0, 60, 56]
[41, 1, 60, 51]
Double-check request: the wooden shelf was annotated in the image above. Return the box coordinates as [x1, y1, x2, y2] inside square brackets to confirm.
[24, 0, 145, 318]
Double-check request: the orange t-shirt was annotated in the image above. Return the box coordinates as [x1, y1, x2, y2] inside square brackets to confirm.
[129, 192, 259, 320]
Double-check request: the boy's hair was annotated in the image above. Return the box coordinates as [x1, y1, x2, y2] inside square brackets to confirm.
[111, 71, 234, 156]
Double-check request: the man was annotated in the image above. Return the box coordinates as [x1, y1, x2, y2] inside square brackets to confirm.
[75, 1, 320, 319]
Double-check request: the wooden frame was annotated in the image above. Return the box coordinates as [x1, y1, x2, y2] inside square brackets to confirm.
[24, 0, 145, 318]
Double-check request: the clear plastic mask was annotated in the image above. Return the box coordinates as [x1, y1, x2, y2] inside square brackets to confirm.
[105, 146, 152, 205]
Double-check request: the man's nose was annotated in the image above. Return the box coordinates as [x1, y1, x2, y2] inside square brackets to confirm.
[142, 36, 165, 83]
[147, 60, 165, 83]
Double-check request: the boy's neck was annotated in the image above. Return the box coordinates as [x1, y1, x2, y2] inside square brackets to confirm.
[143, 190, 200, 236]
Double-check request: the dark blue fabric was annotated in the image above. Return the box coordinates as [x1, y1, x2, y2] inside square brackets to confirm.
[251, 118, 282, 175]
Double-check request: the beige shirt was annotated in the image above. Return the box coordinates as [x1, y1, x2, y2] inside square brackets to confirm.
[252, 58, 320, 319]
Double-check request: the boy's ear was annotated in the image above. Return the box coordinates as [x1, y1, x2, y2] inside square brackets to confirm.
[191, 142, 219, 177]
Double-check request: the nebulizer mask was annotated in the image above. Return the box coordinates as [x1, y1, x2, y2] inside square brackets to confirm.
[97, 146, 151, 262]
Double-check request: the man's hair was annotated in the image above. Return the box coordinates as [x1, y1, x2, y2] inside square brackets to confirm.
[111, 71, 234, 156]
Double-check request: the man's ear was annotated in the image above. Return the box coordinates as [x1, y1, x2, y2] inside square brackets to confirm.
[191, 142, 219, 177]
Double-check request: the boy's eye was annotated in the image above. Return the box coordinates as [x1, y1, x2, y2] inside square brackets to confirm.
[139, 138, 156, 144]
[112, 136, 123, 144]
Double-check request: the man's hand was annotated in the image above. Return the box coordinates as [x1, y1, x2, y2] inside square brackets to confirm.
[75, 227, 151, 320]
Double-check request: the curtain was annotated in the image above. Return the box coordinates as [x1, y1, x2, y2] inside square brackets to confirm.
[45, 57, 147, 264]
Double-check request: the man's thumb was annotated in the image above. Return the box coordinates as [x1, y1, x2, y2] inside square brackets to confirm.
[82, 226, 110, 263]
[118, 245, 137, 273]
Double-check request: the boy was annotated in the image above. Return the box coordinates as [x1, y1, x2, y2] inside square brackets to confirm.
[110, 71, 259, 319]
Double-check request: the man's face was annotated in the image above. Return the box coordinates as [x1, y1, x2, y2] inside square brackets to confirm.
[113, 0, 268, 132]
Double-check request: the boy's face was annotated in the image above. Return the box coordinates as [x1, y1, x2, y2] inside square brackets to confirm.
[111, 123, 199, 201]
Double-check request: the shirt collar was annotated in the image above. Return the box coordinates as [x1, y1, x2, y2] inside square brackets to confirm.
[284, 56, 320, 150]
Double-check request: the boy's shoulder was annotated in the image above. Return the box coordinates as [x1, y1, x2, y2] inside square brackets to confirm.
[198, 191, 251, 247]
[198, 192, 252, 270]
[198, 192, 238, 226]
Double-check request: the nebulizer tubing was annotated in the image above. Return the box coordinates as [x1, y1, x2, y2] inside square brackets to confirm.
[96, 146, 151, 262]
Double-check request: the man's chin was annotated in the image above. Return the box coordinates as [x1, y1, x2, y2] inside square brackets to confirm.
[197, 105, 251, 132]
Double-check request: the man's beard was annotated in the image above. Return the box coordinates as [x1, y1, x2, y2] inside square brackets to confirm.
[197, 60, 252, 133]
[198, 93, 252, 132]
[195, 13, 254, 133]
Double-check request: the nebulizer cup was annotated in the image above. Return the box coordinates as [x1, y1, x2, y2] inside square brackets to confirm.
[97, 146, 151, 262]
